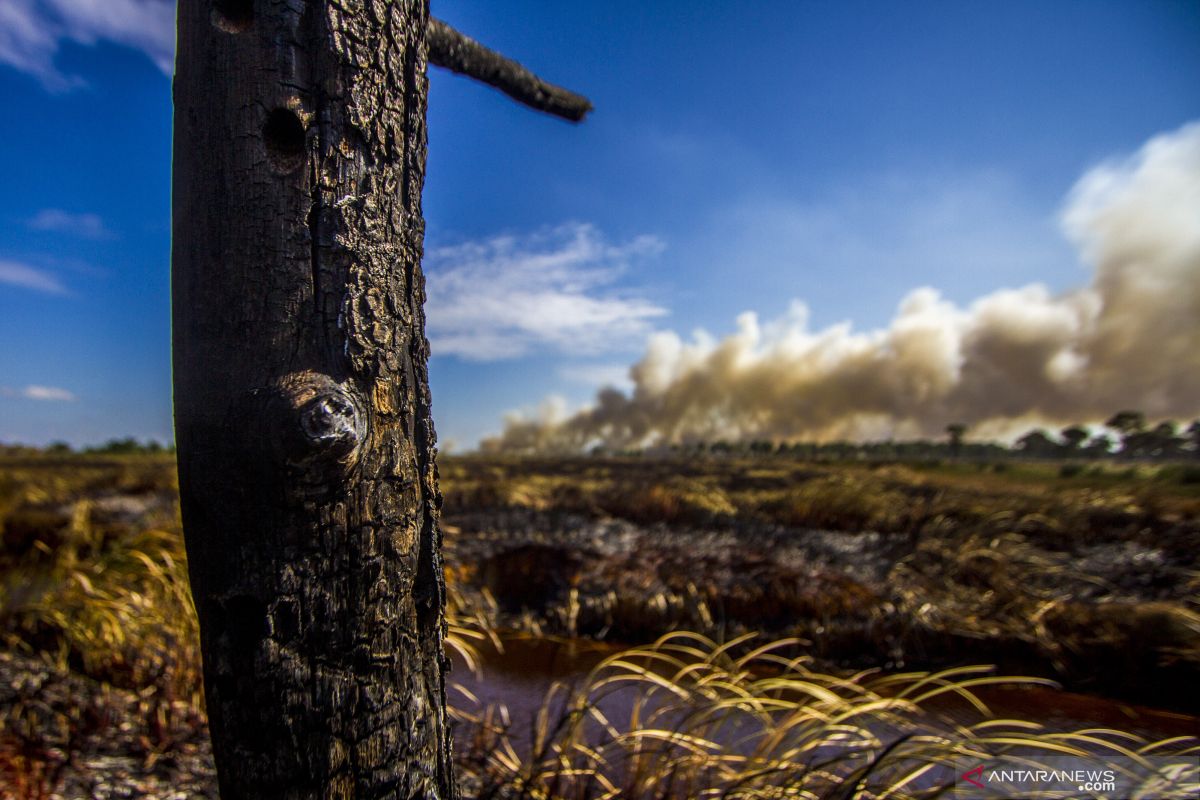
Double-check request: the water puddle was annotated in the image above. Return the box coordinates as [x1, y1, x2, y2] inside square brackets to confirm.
[449, 633, 1200, 744]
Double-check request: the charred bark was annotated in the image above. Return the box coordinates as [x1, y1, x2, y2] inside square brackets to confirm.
[172, 0, 452, 796]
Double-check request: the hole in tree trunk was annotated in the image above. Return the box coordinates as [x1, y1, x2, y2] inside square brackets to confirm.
[211, 0, 254, 33]
[263, 108, 306, 174]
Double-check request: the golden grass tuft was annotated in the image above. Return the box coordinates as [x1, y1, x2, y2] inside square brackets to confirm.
[451, 632, 1199, 800]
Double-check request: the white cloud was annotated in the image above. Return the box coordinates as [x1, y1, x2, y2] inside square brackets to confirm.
[0, 0, 174, 89]
[1, 385, 77, 402]
[0, 259, 67, 294]
[28, 209, 112, 239]
[424, 223, 668, 361]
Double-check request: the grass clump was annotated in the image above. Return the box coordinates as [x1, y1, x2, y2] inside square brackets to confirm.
[451, 631, 1198, 799]
[2, 525, 200, 702]
[759, 476, 909, 532]
[0, 459, 196, 703]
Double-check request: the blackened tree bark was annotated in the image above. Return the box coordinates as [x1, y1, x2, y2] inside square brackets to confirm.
[173, 0, 450, 796]
[172, 2, 586, 798]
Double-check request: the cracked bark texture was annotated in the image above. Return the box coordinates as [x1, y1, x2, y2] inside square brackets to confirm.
[172, 1, 453, 797]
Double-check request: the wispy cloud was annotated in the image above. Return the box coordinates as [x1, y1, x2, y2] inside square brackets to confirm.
[28, 209, 112, 239]
[424, 223, 668, 361]
[0, 259, 67, 294]
[0, 0, 174, 90]
[0, 385, 77, 402]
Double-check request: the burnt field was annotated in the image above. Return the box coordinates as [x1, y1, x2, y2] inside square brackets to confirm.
[440, 454, 1200, 709]
[0, 453, 1197, 797]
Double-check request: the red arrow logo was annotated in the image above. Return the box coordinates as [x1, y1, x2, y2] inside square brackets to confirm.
[962, 765, 986, 789]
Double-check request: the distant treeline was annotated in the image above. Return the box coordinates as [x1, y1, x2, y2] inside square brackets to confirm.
[597, 411, 1200, 462]
[3, 410, 1199, 462]
[0, 437, 175, 457]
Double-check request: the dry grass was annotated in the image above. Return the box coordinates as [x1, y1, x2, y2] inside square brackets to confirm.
[450, 632, 1198, 799]
[0, 458, 197, 701]
[438, 454, 1200, 535]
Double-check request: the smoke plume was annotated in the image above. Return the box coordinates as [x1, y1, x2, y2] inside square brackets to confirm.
[484, 123, 1200, 452]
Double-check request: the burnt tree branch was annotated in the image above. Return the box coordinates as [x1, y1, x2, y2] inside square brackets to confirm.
[427, 18, 593, 122]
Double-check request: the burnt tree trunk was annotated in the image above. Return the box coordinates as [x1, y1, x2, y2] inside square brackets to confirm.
[174, 0, 590, 794]
[172, 0, 452, 797]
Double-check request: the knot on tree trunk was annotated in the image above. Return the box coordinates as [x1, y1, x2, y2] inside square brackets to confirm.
[260, 370, 366, 481]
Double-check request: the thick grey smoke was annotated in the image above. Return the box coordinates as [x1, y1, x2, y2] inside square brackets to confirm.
[484, 123, 1200, 452]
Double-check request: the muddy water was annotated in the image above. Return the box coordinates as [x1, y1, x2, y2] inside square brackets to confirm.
[448, 634, 1200, 748]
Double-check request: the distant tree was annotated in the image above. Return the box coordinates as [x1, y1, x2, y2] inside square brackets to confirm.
[80, 437, 170, 455]
[1016, 429, 1057, 458]
[1188, 421, 1200, 458]
[1084, 433, 1114, 458]
[1147, 421, 1184, 459]
[945, 423, 968, 457]
[1117, 420, 1184, 460]
[44, 441, 73, 455]
[88, 437, 141, 454]
[1105, 410, 1149, 457]
[1060, 425, 1089, 452]
[1106, 410, 1146, 434]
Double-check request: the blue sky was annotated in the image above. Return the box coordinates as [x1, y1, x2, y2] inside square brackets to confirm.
[1, 1, 1198, 448]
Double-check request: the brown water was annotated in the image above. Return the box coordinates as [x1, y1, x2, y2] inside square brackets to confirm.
[449, 634, 1200, 745]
